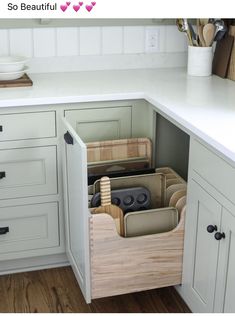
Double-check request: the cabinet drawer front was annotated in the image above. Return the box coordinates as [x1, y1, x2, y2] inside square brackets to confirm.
[65, 107, 132, 142]
[0, 146, 57, 199]
[0, 202, 59, 255]
[0, 111, 56, 141]
[191, 139, 235, 204]
[90, 209, 185, 299]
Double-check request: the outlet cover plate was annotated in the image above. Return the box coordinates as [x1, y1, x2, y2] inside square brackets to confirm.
[145, 27, 160, 53]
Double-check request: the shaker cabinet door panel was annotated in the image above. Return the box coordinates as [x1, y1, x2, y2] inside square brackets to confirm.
[0, 146, 58, 199]
[182, 179, 222, 313]
[65, 107, 132, 142]
[215, 208, 235, 313]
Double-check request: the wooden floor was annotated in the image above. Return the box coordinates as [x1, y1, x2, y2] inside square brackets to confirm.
[0, 267, 190, 313]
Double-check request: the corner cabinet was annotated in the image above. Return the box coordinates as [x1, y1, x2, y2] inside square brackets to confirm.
[180, 138, 235, 313]
[61, 101, 189, 303]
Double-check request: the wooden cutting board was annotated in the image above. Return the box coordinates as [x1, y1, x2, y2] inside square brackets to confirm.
[0, 74, 33, 88]
[212, 35, 234, 78]
[86, 138, 152, 165]
[92, 176, 124, 236]
[227, 26, 235, 81]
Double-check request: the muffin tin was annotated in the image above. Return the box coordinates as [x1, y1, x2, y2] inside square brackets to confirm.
[91, 186, 151, 213]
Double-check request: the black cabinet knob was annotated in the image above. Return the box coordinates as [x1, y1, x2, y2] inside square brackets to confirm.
[0, 171, 6, 179]
[0, 125, 2, 132]
[214, 232, 225, 240]
[0, 227, 9, 235]
[207, 225, 217, 233]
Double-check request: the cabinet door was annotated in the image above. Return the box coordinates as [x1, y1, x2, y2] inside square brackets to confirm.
[61, 118, 91, 303]
[215, 207, 235, 313]
[65, 107, 132, 142]
[181, 179, 222, 313]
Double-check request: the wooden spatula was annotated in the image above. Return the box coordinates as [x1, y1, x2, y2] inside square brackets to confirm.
[203, 23, 216, 47]
[92, 176, 124, 236]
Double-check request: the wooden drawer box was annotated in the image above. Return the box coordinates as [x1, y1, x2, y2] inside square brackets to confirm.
[89, 168, 186, 299]
[0, 146, 58, 199]
[0, 202, 59, 257]
[0, 111, 56, 142]
[190, 139, 235, 204]
[90, 208, 185, 299]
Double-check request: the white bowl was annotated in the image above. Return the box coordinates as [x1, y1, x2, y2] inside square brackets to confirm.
[0, 67, 28, 81]
[0, 56, 28, 73]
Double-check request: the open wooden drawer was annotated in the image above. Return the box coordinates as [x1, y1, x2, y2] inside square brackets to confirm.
[62, 117, 187, 303]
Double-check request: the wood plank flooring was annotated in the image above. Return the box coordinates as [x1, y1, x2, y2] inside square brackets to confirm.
[0, 267, 191, 313]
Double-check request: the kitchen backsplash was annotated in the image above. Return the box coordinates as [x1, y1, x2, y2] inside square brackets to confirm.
[0, 25, 187, 73]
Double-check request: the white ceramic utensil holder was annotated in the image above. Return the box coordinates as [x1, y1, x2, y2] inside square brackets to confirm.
[187, 46, 213, 77]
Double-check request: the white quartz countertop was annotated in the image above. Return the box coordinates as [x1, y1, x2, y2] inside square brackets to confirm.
[0, 68, 235, 163]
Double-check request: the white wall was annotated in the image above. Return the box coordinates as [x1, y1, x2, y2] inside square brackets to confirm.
[0, 25, 187, 72]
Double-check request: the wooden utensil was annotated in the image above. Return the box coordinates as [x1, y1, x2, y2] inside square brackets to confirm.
[203, 23, 216, 47]
[199, 18, 209, 26]
[198, 25, 206, 47]
[92, 176, 124, 236]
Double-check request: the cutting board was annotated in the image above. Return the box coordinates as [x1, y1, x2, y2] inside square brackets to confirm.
[212, 35, 234, 78]
[0, 74, 33, 88]
[92, 176, 124, 236]
[227, 26, 235, 81]
[86, 138, 152, 165]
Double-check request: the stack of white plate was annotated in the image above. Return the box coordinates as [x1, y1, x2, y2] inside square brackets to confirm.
[0, 56, 28, 81]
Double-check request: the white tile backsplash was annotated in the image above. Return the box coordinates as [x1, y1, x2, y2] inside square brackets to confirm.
[0, 30, 9, 56]
[56, 27, 79, 57]
[0, 25, 187, 72]
[80, 27, 101, 55]
[33, 28, 56, 57]
[123, 26, 145, 54]
[9, 29, 33, 57]
[102, 27, 123, 55]
[165, 25, 188, 52]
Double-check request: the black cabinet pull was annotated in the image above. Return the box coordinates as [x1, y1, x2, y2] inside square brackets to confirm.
[0, 126, 2, 132]
[0, 171, 6, 179]
[207, 225, 217, 233]
[0, 227, 9, 235]
[64, 131, 74, 145]
[214, 232, 226, 240]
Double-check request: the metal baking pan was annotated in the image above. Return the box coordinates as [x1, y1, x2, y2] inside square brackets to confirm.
[124, 207, 178, 237]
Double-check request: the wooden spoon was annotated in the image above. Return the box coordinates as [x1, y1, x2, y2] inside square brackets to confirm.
[92, 176, 124, 236]
[198, 25, 206, 47]
[203, 23, 216, 47]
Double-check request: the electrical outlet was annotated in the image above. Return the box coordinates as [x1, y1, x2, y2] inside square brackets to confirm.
[145, 27, 160, 53]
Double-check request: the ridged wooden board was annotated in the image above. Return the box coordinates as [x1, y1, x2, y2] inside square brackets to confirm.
[90, 207, 186, 299]
[92, 177, 124, 236]
[227, 26, 235, 81]
[86, 138, 152, 164]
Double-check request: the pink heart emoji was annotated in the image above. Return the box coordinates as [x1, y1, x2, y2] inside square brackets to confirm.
[73, 4, 80, 11]
[91, 1, 96, 6]
[66, 2, 71, 5]
[79, 2, 83, 5]
[85, 4, 93, 11]
[60, 4, 67, 11]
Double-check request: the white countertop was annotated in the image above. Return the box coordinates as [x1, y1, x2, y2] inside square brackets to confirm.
[0, 68, 235, 163]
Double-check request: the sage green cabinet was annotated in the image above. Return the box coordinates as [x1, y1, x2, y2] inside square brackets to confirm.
[214, 207, 235, 313]
[181, 138, 235, 313]
[64, 106, 132, 142]
[181, 179, 222, 312]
